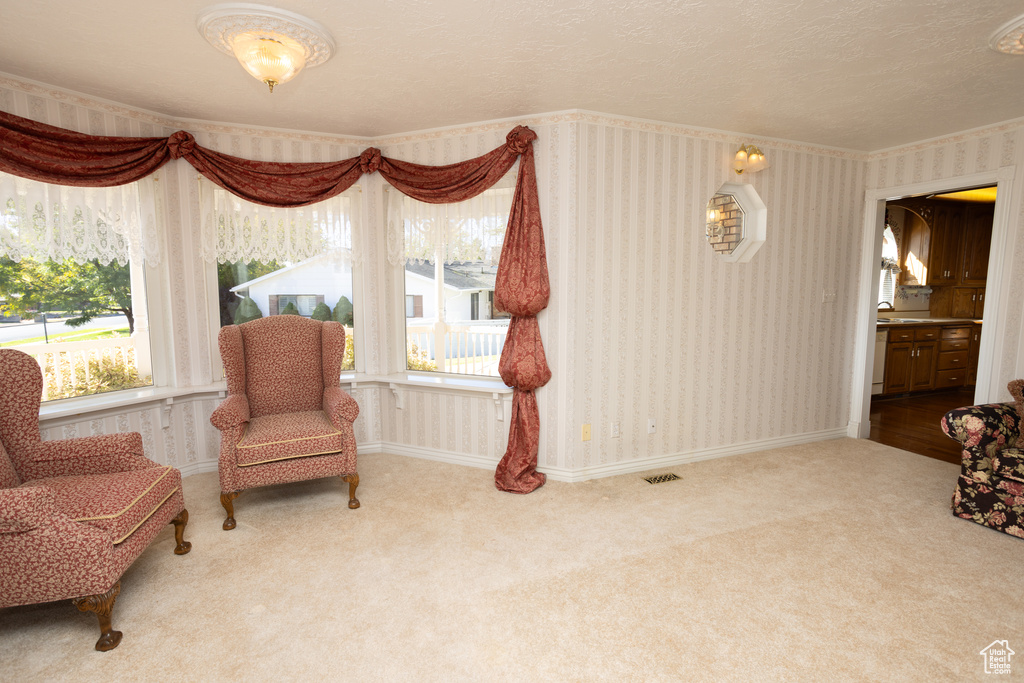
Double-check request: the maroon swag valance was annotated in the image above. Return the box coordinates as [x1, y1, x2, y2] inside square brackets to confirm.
[0, 109, 550, 493]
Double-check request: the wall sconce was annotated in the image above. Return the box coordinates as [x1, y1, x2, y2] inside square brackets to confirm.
[733, 144, 769, 175]
[198, 4, 336, 93]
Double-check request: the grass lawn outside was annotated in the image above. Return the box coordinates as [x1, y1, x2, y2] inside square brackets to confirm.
[0, 327, 131, 348]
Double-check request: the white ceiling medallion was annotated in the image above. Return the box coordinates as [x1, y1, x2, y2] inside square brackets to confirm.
[197, 3, 336, 92]
[989, 14, 1024, 55]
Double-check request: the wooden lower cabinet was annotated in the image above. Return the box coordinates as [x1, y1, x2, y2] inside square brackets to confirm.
[884, 342, 913, 394]
[967, 324, 982, 386]
[883, 332, 937, 393]
[882, 324, 979, 395]
[909, 341, 937, 391]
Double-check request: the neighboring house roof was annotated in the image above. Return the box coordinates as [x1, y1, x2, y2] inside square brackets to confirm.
[229, 250, 351, 293]
[405, 262, 497, 291]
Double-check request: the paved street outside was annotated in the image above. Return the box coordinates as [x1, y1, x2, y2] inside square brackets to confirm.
[0, 315, 130, 345]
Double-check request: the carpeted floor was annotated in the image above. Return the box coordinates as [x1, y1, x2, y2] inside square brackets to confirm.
[2, 438, 1022, 681]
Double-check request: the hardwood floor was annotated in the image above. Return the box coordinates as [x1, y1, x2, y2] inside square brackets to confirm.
[869, 388, 976, 465]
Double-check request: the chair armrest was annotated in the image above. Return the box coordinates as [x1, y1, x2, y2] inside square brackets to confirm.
[323, 386, 359, 429]
[0, 486, 59, 533]
[22, 433, 156, 479]
[211, 394, 251, 432]
[941, 402, 1021, 478]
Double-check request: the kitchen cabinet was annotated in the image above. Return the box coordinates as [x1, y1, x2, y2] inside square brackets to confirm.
[889, 199, 991, 290]
[927, 202, 964, 286]
[961, 204, 994, 286]
[883, 326, 939, 394]
[935, 326, 970, 389]
[952, 287, 985, 318]
[881, 323, 982, 395]
[967, 324, 982, 386]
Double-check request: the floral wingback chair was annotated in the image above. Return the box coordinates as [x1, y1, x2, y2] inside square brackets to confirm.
[211, 315, 360, 530]
[941, 381, 1024, 539]
[0, 349, 191, 651]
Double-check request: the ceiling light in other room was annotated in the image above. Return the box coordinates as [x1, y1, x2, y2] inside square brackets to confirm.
[197, 3, 336, 93]
[733, 144, 768, 175]
[990, 14, 1024, 55]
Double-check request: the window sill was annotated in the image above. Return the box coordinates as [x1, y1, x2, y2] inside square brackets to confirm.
[344, 373, 513, 396]
[39, 383, 227, 422]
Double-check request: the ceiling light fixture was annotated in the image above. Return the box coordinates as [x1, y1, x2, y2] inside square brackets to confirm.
[990, 14, 1024, 55]
[733, 144, 768, 175]
[197, 4, 335, 93]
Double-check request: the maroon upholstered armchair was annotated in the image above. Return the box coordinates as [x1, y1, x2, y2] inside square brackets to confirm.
[0, 349, 191, 651]
[211, 316, 360, 530]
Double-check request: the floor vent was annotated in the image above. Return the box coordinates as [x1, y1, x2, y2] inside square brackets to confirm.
[643, 473, 681, 485]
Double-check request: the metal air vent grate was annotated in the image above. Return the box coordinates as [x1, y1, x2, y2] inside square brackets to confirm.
[643, 473, 681, 484]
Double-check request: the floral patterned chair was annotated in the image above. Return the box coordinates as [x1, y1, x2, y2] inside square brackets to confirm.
[211, 315, 360, 530]
[0, 349, 191, 651]
[941, 381, 1024, 539]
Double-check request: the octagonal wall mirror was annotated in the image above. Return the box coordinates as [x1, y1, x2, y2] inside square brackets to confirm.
[704, 182, 767, 263]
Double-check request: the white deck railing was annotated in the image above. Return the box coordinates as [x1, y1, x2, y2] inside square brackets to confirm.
[406, 322, 508, 376]
[17, 337, 142, 401]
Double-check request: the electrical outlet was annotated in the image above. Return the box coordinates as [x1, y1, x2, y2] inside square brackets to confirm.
[647, 418, 656, 434]
[822, 290, 837, 303]
[611, 422, 620, 438]
[581, 424, 591, 441]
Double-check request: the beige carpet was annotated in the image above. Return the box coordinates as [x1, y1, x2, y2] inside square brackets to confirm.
[2, 439, 1022, 682]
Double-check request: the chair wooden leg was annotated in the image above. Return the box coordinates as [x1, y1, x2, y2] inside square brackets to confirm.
[220, 492, 240, 530]
[170, 509, 192, 554]
[72, 581, 123, 652]
[342, 473, 360, 509]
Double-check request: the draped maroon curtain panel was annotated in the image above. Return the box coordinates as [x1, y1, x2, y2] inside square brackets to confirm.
[0, 109, 550, 493]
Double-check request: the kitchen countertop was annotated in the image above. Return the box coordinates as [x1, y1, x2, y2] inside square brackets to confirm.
[876, 317, 982, 327]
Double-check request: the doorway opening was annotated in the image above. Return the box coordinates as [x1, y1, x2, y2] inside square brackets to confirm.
[862, 183, 999, 462]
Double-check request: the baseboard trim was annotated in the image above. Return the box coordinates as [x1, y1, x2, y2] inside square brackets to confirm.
[178, 460, 218, 479]
[176, 428, 849, 484]
[539, 428, 850, 483]
[371, 442, 499, 472]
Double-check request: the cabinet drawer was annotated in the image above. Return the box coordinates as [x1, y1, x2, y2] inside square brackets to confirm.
[937, 350, 968, 370]
[939, 338, 969, 352]
[914, 327, 940, 341]
[942, 326, 971, 340]
[935, 369, 966, 389]
[888, 328, 915, 343]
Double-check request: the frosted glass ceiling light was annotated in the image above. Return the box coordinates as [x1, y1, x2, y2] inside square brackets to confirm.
[198, 4, 335, 93]
[990, 14, 1024, 55]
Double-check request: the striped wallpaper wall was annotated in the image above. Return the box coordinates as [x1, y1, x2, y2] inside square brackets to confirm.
[375, 114, 868, 475]
[6, 72, 1019, 481]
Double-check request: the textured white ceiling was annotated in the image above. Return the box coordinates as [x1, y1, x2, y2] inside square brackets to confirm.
[1, 0, 1022, 150]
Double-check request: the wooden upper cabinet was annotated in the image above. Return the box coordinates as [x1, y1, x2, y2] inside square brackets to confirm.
[927, 202, 964, 286]
[899, 209, 932, 285]
[961, 203, 993, 286]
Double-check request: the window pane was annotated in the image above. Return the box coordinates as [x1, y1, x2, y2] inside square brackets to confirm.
[0, 256, 153, 401]
[217, 257, 355, 371]
[402, 263, 508, 376]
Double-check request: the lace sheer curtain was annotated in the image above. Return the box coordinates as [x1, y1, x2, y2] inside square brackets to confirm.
[0, 171, 161, 266]
[386, 164, 517, 266]
[198, 177, 361, 265]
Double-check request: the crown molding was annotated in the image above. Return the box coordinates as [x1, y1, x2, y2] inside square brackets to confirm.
[5, 70, 1020, 163]
[867, 116, 1024, 160]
